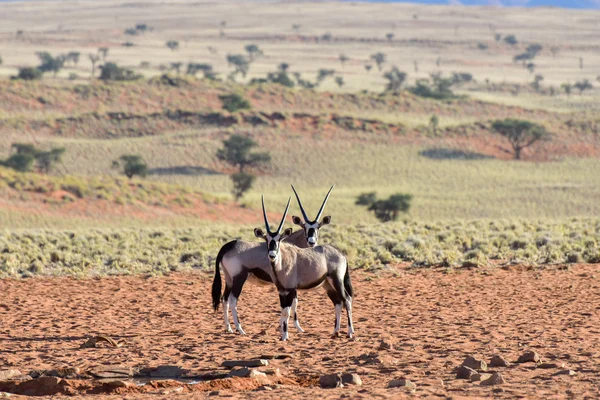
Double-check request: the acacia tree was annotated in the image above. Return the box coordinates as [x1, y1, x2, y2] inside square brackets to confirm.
[574, 79, 592, 95]
[89, 53, 100, 77]
[355, 192, 412, 222]
[166, 40, 179, 51]
[491, 119, 550, 160]
[370, 52, 386, 72]
[244, 44, 262, 61]
[36, 52, 65, 77]
[217, 135, 271, 200]
[338, 53, 349, 67]
[98, 47, 109, 61]
[383, 66, 407, 93]
[226, 54, 250, 78]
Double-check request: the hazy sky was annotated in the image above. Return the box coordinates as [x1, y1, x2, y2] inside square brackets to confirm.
[365, 0, 600, 8]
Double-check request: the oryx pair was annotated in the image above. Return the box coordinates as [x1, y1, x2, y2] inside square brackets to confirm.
[212, 186, 354, 341]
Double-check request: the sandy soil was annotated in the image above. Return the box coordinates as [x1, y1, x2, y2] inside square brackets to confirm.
[1, 264, 600, 398]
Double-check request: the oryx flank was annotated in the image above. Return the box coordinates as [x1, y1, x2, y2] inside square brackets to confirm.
[256, 196, 354, 341]
[211, 186, 334, 334]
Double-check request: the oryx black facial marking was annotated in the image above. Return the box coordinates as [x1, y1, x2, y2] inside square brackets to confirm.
[291, 185, 334, 248]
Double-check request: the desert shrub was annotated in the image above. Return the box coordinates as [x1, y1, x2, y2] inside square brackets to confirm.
[219, 93, 250, 112]
[112, 155, 148, 179]
[166, 40, 179, 51]
[226, 54, 250, 78]
[99, 63, 141, 81]
[383, 67, 407, 93]
[15, 67, 43, 80]
[356, 192, 412, 222]
[1, 144, 65, 173]
[370, 52, 386, 71]
[408, 74, 456, 100]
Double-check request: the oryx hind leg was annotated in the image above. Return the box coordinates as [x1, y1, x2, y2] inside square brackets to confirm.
[291, 295, 304, 333]
[279, 290, 296, 341]
[323, 280, 343, 336]
[222, 285, 233, 333]
[330, 273, 353, 338]
[229, 271, 248, 335]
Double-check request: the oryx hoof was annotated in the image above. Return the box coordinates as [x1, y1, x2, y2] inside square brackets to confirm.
[226, 327, 234, 334]
[236, 327, 246, 335]
[331, 331, 340, 339]
[295, 324, 305, 333]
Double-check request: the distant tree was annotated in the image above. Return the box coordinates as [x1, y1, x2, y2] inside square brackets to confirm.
[36, 52, 65, 77]
[99, 63, 141, 81]
[15, 67, 43, 80]
[413, 60, 418, 73]
[316, 68, 335, 84]
[186, 63, 213, 78]
[226, 54, 250, 78]
[321, 32, 332, 41]
[531, 74, 544, 92]
[0, 55, 2, 66]
[513, 52, 534, 64]
[122, 42, 135, 48]
[135, 23, 148, 32]
[477, 42, 488, 51]
[338, 53, 349, 67]
[491, 119, 550, 160]
[494, 33, 502, 42]
[231, 172, 255, 201]
[35, 147, 66, 173]
[429, 114, 439, 135]
[386, 32, 394, 42]
[67, 51, 80, 66]
[574, 79, 592, 95]
[170, 62, 183, 75]
[334, 76, 345, 88]
[98, 47, 109, 61]
[561, 82, 572, 96]
[265, 64, 295, 88]
[207, 46, 218, 54]
[503, 34, 518, 46]
[579, 57, 584, 70]
[364, 64, 373, 72]
[292, 24, 301, 33]
[278, 63, 289, 73]
[408, 73, 456, 100]
[526, 63, 535, 73]
[88, 54, 100, 77]
[124, 28, 138, 36]
[166, 40, 179, 51]
[217, 135, 270, 174]
[550, 46, 559, 59]
[244, 44, 262, 61]
[219, 93, 250, 112]
[3, 143, 65, 173]
[112, 155, 148, 179]
[356, 192, 412, 222]
[436, 57, 442, 67]
[370, 52, 386, 72]
[451, 72, 473, 86]
[383, 66, 407, 93]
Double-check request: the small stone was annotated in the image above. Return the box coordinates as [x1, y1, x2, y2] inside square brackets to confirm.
[258, 385, 273, 391]
[249, 369, 267, 378]
[320, 373, 343, 388]
[456, 366, 477, 380]
[341, 373, 362, 386]
[89, 367, 132, 379]
[538, 362, 565, 369]
[388, 379, 416, 391]
[0, 369, 22, 380]
[227, 367, 251, 378]
[471, 373, 492, 382]
[493, 388, 504, 393]
[222, 359, 269, 368]
[480, 372, 506, 386]
[553, 369, 576, 376]
[517, 351, 541, 363]
[378, 339, 393, 350]
[489, 355, 511, 367]
[462, 356, 488, 371]
[148, 365, 188, 378]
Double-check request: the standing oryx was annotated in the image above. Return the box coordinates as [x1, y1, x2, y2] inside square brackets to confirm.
[211, 186, 334, 334]
[256, 196, 354, 341]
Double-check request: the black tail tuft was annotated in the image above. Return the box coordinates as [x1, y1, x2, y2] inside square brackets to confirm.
[212, 240, 237, 311]
[343, 262, 353, 298]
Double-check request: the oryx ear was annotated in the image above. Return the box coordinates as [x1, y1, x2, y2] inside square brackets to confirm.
[292, 216, 304, 226]
[254, 228, 266, 239]
[320, 216, 332, 227]
[282, 227, 293, 238]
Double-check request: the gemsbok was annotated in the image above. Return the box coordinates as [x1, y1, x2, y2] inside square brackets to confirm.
[212, 186, 334, 334]
[256, 196, 354, 341]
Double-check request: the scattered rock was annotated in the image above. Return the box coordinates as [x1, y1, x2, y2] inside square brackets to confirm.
[222, 359, 269, 368]
[249, 370, 267, 379]
[538, 363, 565, 369]
[227, 367, 252, 378]
[388, 379, 417, 391]
[262, 368, 281, 377]
[15, 376, 67, 396]
[456, 366, 477, 380]
[320, 373, 343, 388]
[480, 372, 506, 386]
[517, 351, 541, 363]
[147, 365, 189, 378]
[471, 373, 492, 382]
[0, 370, 22, 380]
[258, 354, 292, 360]
[30, 367, 81, 379]
[462, 356, 487, 371]
[88, 367, 132, 379]
[80, 335, 125, 349]
[489, 355, 511, 367]
[378, 339, 393, 350]
[553, 369, 576, 376]
[341, 373, 362, 386]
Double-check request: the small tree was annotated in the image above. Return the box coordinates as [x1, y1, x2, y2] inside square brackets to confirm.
[364, 64, 372, 72]
[1, 153, 35, 172]
[36, 147, 66, 173]
[217, 135, 270, 200]
[226, 54, 250, 78]
[219, 93, 250, 112]
[356, 192, 412, 222]
[67, 51, 81, 66]
[338, 53, 349, 67]
[36, 52, 65, 77]
[477, 42, 488, 51]
[89, 54, 100, 77]
[170, 62, 183, 75]
[316, 69, 335, 85]
[244, 44, 262, 61]
[231, 172, 255, 201]
[429, 114, 439, 135]
[503, 34, 518, 46]
[574, 79, 592, 95]
[292, 24, 301, 33]
[166, 40, 179, 51]
[370, 52, 386, 72]
[335, 76, 345, 88]
[561, 83, 572, 96]
[550, 46, 559, 59]
[491, 119, 550, 160]
[0, 54, 3, 66]
[98, 47, 109, 61]
[99, 63, 140, 81]
[112, 155, 148, 179]
[15, 67, 43, 80]
[3, 143, 65, 173]
[187, 63, 213, 78]
[386, 32, 394, 42]
[383, 66, 407, 93]
[494, 33, 502, 42]
[579, 57, 584, 70]
[531, 74, 544, 92]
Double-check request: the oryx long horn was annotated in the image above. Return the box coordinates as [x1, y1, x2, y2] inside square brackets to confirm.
[315, 185, 335, 222]
[276, 197, 291, 235]
[261, 195, 271, 233]
[291, 185, 310, 222]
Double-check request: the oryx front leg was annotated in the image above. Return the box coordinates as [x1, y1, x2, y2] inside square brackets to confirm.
[279, 290, 296, 341]
[291, 295, 304, 333]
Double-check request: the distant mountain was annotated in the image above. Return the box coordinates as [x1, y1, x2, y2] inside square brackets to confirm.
[351, 0, 600, 9]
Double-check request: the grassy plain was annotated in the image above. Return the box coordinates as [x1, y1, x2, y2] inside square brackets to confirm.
[0, 0, 600, 277]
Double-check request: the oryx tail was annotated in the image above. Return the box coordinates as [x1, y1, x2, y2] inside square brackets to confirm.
[212, 240, 237, 311]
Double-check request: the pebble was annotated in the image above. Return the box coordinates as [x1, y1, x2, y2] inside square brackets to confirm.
[456, 366, 477, 380]
[480, 372, 506, 386]
[388, 379, 417, 391]
[517, 351, 541, 363]
[462, 356, 488, 371]
[489, 355, 511, 367]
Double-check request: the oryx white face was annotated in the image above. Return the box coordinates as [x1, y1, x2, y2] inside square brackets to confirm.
[291, 215, 331, 247]
[255, 228, 293, 261]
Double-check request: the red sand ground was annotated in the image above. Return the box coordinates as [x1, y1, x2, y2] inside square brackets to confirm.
[1, 265, 600, 398]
